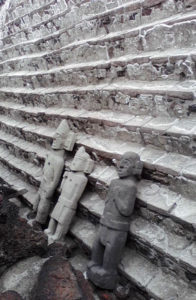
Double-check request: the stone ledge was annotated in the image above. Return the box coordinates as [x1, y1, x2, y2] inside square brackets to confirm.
[0, 144, 42, 187]
[1, 0, 189, 50]
[0, 113, 196, 194]
[0, 102, 196, 156]
[0, 128, 47, 166]
[0, 10, 195, 65]
[0, 162, 37, 207]
[0, 47, 195, 79]
[0, 80, 194, 119]
[0, 49, 195, 86]
[4, 0, 56, 27]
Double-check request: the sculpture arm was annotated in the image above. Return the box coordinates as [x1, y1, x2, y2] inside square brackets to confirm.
[71, 176, 88, 203]
[46, 162, 64, 198]
[60, 171, 69, 192]
[32, 192, 40, 211]
[114, 186, 137, 217]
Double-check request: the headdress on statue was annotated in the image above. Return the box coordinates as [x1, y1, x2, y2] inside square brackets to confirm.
[70, 146, 94, 174]
[52, 120, 76, 151]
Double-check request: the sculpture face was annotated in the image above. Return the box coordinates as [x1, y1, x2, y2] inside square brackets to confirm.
[52, 131, 65, 149]
[51, 120, 70, 150]
[70, 146, 94, 174]
[117, 153, 143, 178]
[71, 156, 85, 171]
[117, 157, 134, 178]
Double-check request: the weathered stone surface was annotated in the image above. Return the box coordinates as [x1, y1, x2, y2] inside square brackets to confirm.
[0, 198, 47, 274]
[0, 291, 23, 300]
[0, 257, 47, 300]
[74, 270, 94, 300]
[0, 0, 196, 299]
[31, 257, 83, 300]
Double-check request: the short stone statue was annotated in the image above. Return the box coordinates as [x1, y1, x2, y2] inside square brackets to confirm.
[34, 120, 76, 224]
[87, 152, 143, 290]
[45, 146, 94, 243]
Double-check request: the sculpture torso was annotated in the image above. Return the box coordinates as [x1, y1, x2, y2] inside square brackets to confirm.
[51, 171, 87, 221]
[100, 178, 137, 232]
[59, 171, 87, 209]
[40, 151, 64, 193]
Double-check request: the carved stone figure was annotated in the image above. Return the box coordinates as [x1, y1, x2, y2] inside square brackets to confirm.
[34, 120, 76, 224]
[45, 146, 94, 243]
[87, 152, 143, 290]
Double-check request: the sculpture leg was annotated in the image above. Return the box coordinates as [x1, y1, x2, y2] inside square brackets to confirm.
[103, 231, 127, 273]
[87, 234, 105, 284]
[87, 227, 104, 271]
[50, 208, 75, 242]
[36, 197, 51, 224]
[87, 231, 127, 290]
[44, 218, 56, 235]
[90, 236, 105, 268]
[51, 224, 64, 241]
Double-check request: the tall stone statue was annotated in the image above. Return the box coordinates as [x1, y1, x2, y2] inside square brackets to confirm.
[45, 146, 94, 244]
[87, 152, 143, 290]
[34, 120, 76, 225]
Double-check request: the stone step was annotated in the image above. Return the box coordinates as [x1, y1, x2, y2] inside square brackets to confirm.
[0, 79, 195, 118]
[2, 0, 65, 44]
[0, 10, 195, 65]
[78, 191, 196, 281]
[0, 128, 48, 166]
[1, 46, 195, 81]
[82, 136, 196, 200]
[0, 102, 196, 157]
[0, 115, 195, 231]
[0, 114, 195, 199]
[80, 177, 196, 232]
[0, 143, 42, 187]
[0, 48, 195, 86]
[4, 0, 56, 28]
[2, 0, 193, 49]
[0, 162, 37, 207]
[70, 217, 196, 300]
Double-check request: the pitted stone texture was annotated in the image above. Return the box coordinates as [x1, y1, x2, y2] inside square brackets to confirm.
[1, 52, 195, 89]
[0, 80, 194, 118]
[31, 257, 83, 300]
[1, 12, 196, 64]
[0, 197, 47, 274]
[0, 257, 47, 300]
[1, 101, 196, 156]
[2, 0, 191, 54]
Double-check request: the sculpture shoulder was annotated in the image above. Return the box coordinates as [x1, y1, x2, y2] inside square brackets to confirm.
[74, 172, 88, 185]
[45, 152, 63, 163]
[110, 178, 136, 191]
[65, 172, 87, 183]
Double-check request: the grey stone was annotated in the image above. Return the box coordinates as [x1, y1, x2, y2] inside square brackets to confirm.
[0, 257, 47, 300]
[87, 152, 143, 290]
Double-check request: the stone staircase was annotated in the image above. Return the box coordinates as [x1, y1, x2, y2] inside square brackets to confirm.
[0, 0, 196, 299]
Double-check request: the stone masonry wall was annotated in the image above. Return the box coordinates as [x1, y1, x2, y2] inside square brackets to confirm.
[0, 1, 196, 299]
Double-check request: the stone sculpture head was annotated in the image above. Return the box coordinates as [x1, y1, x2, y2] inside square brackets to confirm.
[117, 152, 143, 178]
[52, 120, 76, 151]
[70, 146, 94, 174]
